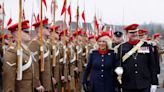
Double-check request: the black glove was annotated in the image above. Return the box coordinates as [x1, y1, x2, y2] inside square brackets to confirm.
[83, 83, 89, 92]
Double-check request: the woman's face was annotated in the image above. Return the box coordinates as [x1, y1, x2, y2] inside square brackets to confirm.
[98, 39, 107, 50]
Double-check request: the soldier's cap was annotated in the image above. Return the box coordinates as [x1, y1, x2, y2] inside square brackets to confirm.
[88, 35, 95, 39]
[147, 37, 152, 41]
[49, 25, 60, 32]
[124, 24, 139, 33]
[138, 28, 148, 36]
[32, 18, 49, 29]
[153, 32, 162, 38]
[73, 28, 85, 37]
[0, 34, 8, 41]
[69, 36, 73, 42]
[114, 31, 123, 37]
[8, 20, 30, 33]
[59, 29, 68, 36]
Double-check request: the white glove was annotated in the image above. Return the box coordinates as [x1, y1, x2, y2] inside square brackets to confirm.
[150, 85, 157, 92]
[157, 74, 160, 78]
[52, 77, 57, 85]
[115, 67, 123, 75]
[36, 85, 44, 92]
[61, 76, 65, 80]
[84, 63, 87, 67]
[74, 67, 79, 72]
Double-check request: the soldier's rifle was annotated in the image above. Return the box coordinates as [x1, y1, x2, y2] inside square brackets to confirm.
[17, 0, 33, 80]
[52, 0, 57, 69]
[39, 0, 44, 72]
[61, 0, 67, 92]
[51, 0, 57, 91]
[16, 0, 23, 80]
[74, 2, 79, 91]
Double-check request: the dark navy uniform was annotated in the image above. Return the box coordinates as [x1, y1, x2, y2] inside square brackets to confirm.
[83, 50, 119, 92]
[152, 45, 160, 75]
[118, 41, 158, 91]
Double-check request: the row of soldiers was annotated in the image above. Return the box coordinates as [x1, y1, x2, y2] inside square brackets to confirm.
[0, 18, 98, 92]
[0, 19, 164, 92]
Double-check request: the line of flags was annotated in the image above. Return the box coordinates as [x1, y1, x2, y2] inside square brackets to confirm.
[0, 0, 115, 37]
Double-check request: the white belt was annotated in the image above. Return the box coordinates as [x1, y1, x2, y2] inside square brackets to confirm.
[22, 55, 32, 71]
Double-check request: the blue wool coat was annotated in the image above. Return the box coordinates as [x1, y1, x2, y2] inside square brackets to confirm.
[83, 50, 119, 92]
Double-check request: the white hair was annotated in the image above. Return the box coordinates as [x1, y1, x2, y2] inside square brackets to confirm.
[97, 36, 113, 49]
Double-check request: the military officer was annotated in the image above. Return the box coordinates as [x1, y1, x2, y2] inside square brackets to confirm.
[58, 29, 69, 92]
[68, 35, 77, 92]
[49, 25, 61, 92]
[72, 28, 86, 91]
[138, 29, 161, 77]
[3, 20, 43, 92]
[117, 24, 158, 92]
[29, 18, 53, 92]
[112, 31, 124, 48]
[153, 33, 164, 63]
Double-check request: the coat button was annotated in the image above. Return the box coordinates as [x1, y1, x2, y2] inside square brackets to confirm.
[101, 75, 104, 77]
[101, 64, 104, 67]
[101, 70, 104, 72]
[135, 71, 138, 74]
[102, 55, 104, 57]
[102, 59, 104, 62]
[135, 64, 138, 67]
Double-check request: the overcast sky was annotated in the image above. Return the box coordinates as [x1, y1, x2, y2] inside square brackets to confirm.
[1, 0, 164, 27]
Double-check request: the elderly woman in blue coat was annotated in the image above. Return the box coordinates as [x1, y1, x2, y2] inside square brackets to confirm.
[83, 31, 123, 92]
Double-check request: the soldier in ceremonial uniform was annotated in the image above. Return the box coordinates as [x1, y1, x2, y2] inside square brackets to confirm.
[3, 20, 43, 92]
[112, 31, 124, 48]
[117, 24, 158, 92]
[29, 18, 53, 92]
[49, 25, 61, 92]
[0, 34, 10, 91]
[83, 31, 120, 92]
[72, 29, 86, 91]
[58, 29, 69, 92]
[153, 33, 164, 63]
[152, 33, 164, 88]
[139, 29, 161, 77]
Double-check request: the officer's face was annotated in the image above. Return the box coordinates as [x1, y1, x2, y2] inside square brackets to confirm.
[50, 32, 59, 41]
[98, 39, 107, 50]
[127, 31, 139, 40]
[12, 31, 30, 42]
[89, 38, 96, 45]
[22, 31, 31, 42]
[78, 35, 83, 43]
[113, 36, 123, 43]
[155, 37, 161, 41]
[4, 39, 10, 45]
[43, 28, 50, 38]
[139, 34, 148, 40]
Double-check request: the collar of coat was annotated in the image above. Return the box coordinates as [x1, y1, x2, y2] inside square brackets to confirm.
[98, 48, 108, 55]
[128, 40, 140, 45]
